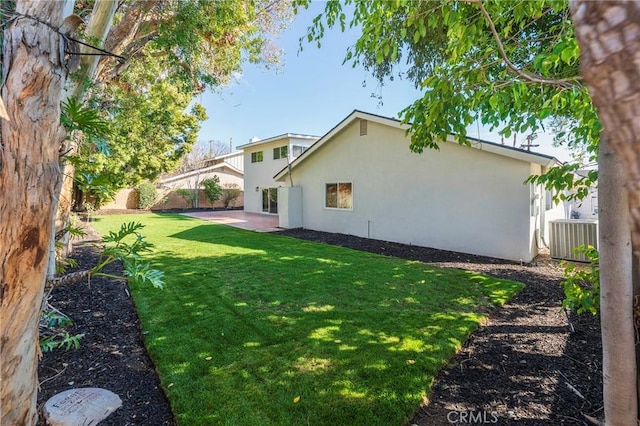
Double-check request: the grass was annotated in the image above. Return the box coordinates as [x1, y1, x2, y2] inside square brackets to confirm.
[92, 213, 523, 425]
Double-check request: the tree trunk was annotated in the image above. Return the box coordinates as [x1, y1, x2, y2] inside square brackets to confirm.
[0, 2, 68, 424]
[69, 0, 118, 101]
[599, 136, 636, 424]
[572, 1, 640, 424]
[48, 0, 118, 280]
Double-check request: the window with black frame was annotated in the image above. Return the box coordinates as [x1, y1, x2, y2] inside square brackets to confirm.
[273, 146, 288, 160]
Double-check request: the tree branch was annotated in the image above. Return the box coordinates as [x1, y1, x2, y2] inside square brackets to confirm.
[473, 0, 581, 90]
[46, 269, 91, 289]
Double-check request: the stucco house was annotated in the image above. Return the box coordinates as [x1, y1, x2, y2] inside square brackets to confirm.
[238, 133, 319, 214]
[158, 151, 244, 190]
[273, 110, 565, 262]
[100, 151, 245, 210]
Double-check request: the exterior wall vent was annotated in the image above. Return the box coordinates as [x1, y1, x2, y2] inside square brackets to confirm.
[360, 119, 368, 136]
[549, 219, 598, 262]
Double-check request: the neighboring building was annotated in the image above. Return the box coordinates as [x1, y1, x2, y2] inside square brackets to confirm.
[100, 151, 245, 210]
[159, 151, 244, 190]
[202, 151, 244, 172]
[238, 133, 319, 214]
[570, 187, 598, 219]
[273, 110, 565, 262]
[565, 169, 598, 220]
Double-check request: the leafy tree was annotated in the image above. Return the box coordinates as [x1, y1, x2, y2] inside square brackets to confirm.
[55, 0, 293, 246]
[302, 0, 636, 422]
[73, 68, 208, 202]
[202, 176, 223, 206]
[0, 1, 295, 423]
[301, 0, 596, 197]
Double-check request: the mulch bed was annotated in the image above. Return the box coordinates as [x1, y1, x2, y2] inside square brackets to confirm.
[36, 229, 174, 426]
[37, 227, 602, 425]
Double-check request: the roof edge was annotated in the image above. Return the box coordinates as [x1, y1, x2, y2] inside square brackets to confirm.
[275, 110, 562, 181]
[159, 162, 243, 184]
[237, 133, 320, 149]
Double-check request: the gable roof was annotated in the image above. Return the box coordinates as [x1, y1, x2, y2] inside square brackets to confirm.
[274, 110, 561, 181]
[159, 162, 243, 186]
[205, 150, 243, 162]
[237, 133, 319, 150]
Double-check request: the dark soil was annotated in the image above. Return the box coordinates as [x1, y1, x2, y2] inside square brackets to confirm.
[37, 226, 602, 425]
[36, 228, 174, 426]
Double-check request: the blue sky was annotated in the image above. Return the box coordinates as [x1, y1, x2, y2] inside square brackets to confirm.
[195, 2, 572, 162]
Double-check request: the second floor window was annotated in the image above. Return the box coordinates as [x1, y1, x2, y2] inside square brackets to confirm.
[273, 146, 288, 160]
[292, 145, 308, 157]
[251, 151, 263, 163]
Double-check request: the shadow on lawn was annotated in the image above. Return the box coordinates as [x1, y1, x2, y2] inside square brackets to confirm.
[128, 224, 526, 425]
[275, 228, 604, 425]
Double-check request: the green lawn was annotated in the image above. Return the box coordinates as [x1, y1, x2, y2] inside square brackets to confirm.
[92, 213, 522, 425]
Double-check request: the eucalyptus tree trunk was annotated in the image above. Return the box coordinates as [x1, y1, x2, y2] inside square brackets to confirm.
[0, 2, 68, 424]
[68, 0, 117, 101]
[48, 0, 118, 280]
[572, 1, 640, 424]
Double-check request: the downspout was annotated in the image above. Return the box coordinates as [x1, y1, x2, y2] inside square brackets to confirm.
[539, 182, 548, 249]
[288, 151, 294, 187]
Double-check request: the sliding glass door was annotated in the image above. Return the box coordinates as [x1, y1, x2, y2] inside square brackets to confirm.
[261, 188, 278, 214]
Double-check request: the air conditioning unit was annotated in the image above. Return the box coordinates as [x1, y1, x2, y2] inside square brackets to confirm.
[549, 219, 598, 262]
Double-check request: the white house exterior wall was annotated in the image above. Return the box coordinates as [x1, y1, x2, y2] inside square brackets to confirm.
[242, 137, 314, 213]
[536, 163, 567, 243]
[288, 120, 544, 262]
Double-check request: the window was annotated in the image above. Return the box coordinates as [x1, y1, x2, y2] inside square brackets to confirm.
[273, 145, 288, 160]
[251, 151, 263, 163]
[545, 188, 554, 210]
[325, 182, 352, 209]
[291, 145, 308, 157]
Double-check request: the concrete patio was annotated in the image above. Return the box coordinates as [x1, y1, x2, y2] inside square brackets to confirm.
[180, 210, 280, 232]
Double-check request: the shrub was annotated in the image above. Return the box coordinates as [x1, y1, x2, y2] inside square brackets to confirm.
[221, 183, 241, 208]
[176, 188, 197, 208]
[137, 182, 157, 209]
[561, 245, 599, 315]
[42, 221, 164, 352]
[202, 176, 223, 205]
